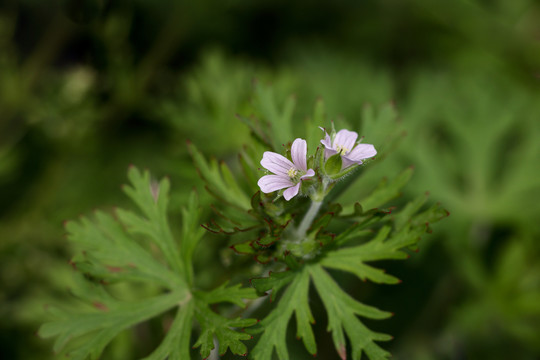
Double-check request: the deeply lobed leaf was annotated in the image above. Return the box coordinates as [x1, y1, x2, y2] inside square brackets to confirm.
[249, 268, 315, 360]
[188, 142, 251, 210]
[40, 167, 258, 359]
[310, 265, 392, 360]
[193, 302, 258, 359]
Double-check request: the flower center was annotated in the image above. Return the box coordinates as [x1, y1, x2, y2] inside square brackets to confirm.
[287, 167, 298, 179]
[335, 144, 349, 155]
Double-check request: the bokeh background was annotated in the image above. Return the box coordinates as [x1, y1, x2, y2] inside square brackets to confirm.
[1, 0, 540, 359]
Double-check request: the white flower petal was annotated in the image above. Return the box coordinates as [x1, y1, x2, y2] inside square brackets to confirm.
[291, 138, 308, 172]
[283, 183, 301, 201]
[324, 147, 337, 160]
[260, 151, 294, 176]
[320, 131, 335, 160]
[341, 157, 358, 169]
[334, 129, 358, 154]
[300, 168, 315, 180]
[257, 175, 294, 193]
[320, 131, 332, 149]
[346, 143, 377, 161]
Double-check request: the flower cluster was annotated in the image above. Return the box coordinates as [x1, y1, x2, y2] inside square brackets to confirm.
[257, 127, 377, 200]
[258, 139, 315, 201]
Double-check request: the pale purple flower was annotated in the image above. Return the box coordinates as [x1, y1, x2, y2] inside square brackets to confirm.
[320, 127, 377, 169]
[257, 138, 315, 201]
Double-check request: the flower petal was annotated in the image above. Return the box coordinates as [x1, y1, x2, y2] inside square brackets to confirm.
[341, 157, 357, 169]
[346, 143, 377, 161]
[320, 131, 332, 149]
[283, 183, 301, 201]
[260, 151, 294, 176]
[333, 129, 358, 154]
[291, 138, 308, 171]
[320, 131, 334, 160]
[324, 147, 337, 160]
[300, 168, 315, 180]
[257, 175, 294, 193]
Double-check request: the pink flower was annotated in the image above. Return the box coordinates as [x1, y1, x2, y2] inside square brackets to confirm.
[258, 138, 315, 201]
[320, 128, 377, 169]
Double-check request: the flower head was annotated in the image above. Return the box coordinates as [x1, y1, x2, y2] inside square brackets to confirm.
[257, 138, 315, 201]
[320, 127, 377, 169]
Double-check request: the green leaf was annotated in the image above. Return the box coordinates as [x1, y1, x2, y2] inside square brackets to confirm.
[250, 270, 297, 302]
[66, 209, 185, 290]
[239, 150, 262, 193]
[230, 240, 256, 255]
[142, 299, 195, 360]
[321, 226, 404, 284]
[119, 166, 183, 276]
[39, 290, 189, 359]
[195, 281, 258, 308]
[310, 265, 392, 360]
[334, 209, 389, 246]
[193, 303, 258, 359]
[251, 264, 394, 360]
[305, 98, 326, 151]
[322, 195, 448, 285]
[41, 166, 261, 359]
[253, 82, 295, 151]
[180, 191, 206, 286]
[360, 167, 414, 210]
[236, 114, 273, 149]
[188, 141, 251, 210]
[250, 268, 316, 360]
[360, 102, 404, 155]
[393, 192, 429, 232]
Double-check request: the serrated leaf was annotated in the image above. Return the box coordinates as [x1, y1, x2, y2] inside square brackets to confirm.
[231, 240, 256, 255]
[321, 227, 403, 284]
[393, 192, 428, 231]
[323, 196, 448, 285]
[237, 114, 274, 149]
[66, 210, 184, 289]
[193, 303, 258, 359]
[250, 268, 316, 360]
[250, 270, 296, 301]
[360, 102, 403, 155]
[239, 151, 261, 193]
[188, 142, 251, 210]
[195, 281, 258, 308]
[180, 191, 206, 286]
[305, 98, 326, 151]
[142, 299, 195, 360]
[202, 204, 259, 235]
[360, 167, 414, 210]
[120, 166, 183, 276]
[335, 208, 392, 247]
[310, 202, 342, 230]
[409, 201, 450, 228]
[310, 265, 392, 360]
[39, 290, 189, 358]
[253, 82, 295, 151]
[41, 167, 203, 359]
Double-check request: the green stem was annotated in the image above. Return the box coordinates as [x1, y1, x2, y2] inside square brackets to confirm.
[295, 200, 323, 240]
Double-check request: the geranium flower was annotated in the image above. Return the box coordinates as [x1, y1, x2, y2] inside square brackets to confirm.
[320, 128, 377, 169]
[257, 138, 315, 201]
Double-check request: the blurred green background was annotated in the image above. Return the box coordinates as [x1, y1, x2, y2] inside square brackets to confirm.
[1, 0, 540, 359]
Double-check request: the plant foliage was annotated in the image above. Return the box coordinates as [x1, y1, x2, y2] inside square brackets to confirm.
[39, 167, 257, 360]
[40, 83, 448, 360]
